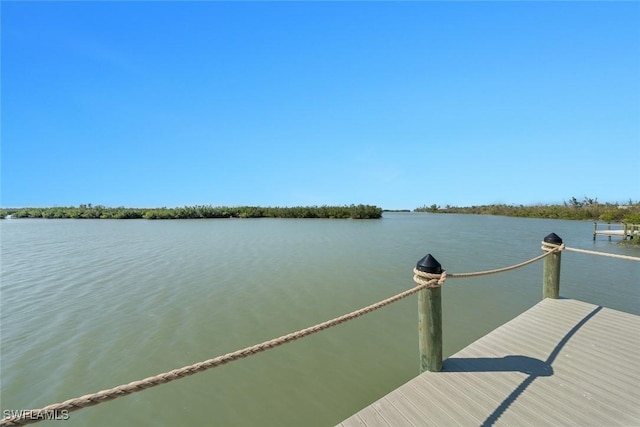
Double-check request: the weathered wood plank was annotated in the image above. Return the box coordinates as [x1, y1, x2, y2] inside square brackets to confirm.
[337, 299, 640, 427]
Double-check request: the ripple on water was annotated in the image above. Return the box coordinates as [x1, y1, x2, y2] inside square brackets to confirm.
[1, 216, 638, 426]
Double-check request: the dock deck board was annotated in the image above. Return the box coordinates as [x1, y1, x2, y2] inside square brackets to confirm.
[337, 298, 640, 426]
[594, 229, 639, 237]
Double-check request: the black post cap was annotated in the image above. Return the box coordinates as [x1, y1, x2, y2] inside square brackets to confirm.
[543, 233, 563, 244]
[416, 254, 442, 273]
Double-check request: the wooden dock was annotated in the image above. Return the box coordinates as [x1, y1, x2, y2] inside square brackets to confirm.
[594, 229, 638, 237]
[338, 298, 640, 426]
[593, 222, 639, 240]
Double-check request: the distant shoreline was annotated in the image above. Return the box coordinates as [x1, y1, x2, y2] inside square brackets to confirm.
[1, 204, 383, 220]
[414, 200, 640, 223]
[4, 201, 639, 223]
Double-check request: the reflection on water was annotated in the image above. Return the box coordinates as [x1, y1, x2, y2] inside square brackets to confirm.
[1, 214, 638, 426]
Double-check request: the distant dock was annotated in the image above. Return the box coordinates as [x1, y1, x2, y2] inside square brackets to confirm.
[593, 222, 639, 240]
[338, 298, 640, 426]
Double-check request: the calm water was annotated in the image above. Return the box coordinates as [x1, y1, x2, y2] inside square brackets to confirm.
[1, 213, 638, 426]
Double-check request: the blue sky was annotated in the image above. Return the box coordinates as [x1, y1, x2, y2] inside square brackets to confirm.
[2, 1, 639, 209]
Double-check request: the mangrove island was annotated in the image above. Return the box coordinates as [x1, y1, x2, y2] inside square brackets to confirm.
[1, 204, 383, 220]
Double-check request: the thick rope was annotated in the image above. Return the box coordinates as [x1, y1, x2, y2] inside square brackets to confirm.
[541, 241, 566, 253]
[544, 241, 640, 262]
[0, 274, 445, 427]
[449, 250, 555, 279]
[412, 243, 562, 284]
[412, 270, 447, 287]
[564, 246, 640, 262]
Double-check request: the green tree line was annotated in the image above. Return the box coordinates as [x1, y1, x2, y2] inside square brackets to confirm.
[0, 204, 383, 220]
[415, 197, 640, 223]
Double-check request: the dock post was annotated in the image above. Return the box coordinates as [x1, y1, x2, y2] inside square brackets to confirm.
[593, 222, 597, 241]
[416, 254, 443, 373]
[608, 222, 612, 242]
[543, 233, 562, 299]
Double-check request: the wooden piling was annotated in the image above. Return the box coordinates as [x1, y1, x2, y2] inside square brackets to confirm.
[418, 287, 442, 373]
[416, 254, 443, 373]
[543, 233, 562, 299]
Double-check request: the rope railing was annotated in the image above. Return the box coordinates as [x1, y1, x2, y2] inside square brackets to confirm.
[2, 239, 636, 426]
[410, 242, 573, 288]
[0, 275, 446, 427]
[564, 246, 640, 262]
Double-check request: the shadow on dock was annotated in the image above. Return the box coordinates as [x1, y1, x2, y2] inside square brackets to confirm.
[441, 305, 603, 426]
[443, 355, 553, 376]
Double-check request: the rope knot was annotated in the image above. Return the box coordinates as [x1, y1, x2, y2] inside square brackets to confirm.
[541, 241, 565, 253]
[412, 268, 447, 288]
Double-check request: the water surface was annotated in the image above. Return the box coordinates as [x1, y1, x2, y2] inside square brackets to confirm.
[1, 213, 638, 426]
